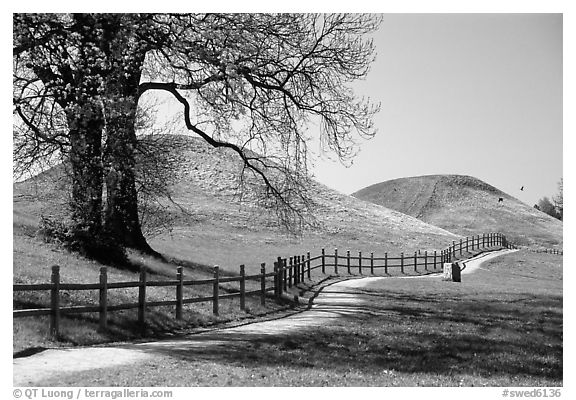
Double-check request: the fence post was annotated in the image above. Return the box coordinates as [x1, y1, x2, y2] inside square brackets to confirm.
[358, 251, 362, 275]
[459, 239, 463, 256]
[400, 252, 404, 274]
[347, 250, 351, 274]
[138, 266, 147, 327]
[295, 255, 299, 283]
[176, 266, 183, 320]
[50, 265, 60, 339]
[334, 249, 339, 275]
[414, 251, 418, 272]
[425, 251, 428, 271]
[240, 264, 246, 311]
[452, 241, 456, 258]
[280, 259, 285, 293]
[282, 258, 288, 292]
[370, 252, 374, 275]
[295, 256, 299, 284]
[99, 266, 108, 332]
[307, 252, 311, 279]
[384, 252, 388, 274]
[213, 266, 219, 316]
[260, 263, 266, 306]
[295, 256, 300, 285]
[301, 254, 306, 282]
[288, 257, 293, 288]
[276, 257, 282, 297]
[321, 248, 325, 274]
[273, 261, 279, 300]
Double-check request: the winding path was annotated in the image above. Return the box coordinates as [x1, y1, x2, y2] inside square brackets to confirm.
[13, 248, 516, 386]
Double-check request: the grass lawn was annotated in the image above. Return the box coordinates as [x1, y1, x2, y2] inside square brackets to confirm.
[32, 249, 562, 387]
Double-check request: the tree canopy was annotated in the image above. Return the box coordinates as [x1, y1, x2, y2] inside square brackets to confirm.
[13, 13, 382, 256]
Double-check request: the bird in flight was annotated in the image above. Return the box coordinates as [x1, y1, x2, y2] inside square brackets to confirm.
[520, 186, 524, 191]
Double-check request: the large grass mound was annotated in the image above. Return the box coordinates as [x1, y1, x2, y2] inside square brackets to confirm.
[14, 135, 459, 278]
[13, 134, 461, 351]
[352, 175, 562, 248]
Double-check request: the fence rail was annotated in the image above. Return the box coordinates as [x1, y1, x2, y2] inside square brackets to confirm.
[14, 232, 517, 338]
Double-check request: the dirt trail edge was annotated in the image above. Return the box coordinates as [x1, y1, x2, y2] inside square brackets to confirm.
[13, 248, 517, 386]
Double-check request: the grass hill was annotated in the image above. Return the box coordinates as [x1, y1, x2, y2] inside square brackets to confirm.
[14, 135, 460, 278]
[142, 136, 462, 270]
[13, 134, 462, 349]
[352, 174, 563, 248]
[13, 136, 461, 305]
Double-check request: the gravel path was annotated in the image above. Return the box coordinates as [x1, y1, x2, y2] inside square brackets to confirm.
[13, 248, 516, 386]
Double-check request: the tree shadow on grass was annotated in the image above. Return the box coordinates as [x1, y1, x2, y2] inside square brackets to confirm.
[129, 289, 562, 385]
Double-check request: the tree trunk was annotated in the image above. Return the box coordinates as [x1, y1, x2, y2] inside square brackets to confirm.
[101, 35, 155, 254]
[66, 101, 104, 242]
[103, 112, 152, 252]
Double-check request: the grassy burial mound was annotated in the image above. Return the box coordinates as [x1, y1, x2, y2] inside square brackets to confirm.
[14, 134, 459, 277]
[142, 135, 460, 271]
[13, 134, 459, 349]
[353, 174, 562, 249]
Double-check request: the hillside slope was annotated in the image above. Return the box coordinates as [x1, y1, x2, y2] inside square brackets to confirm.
[13, 135, 460, 276]
[352, 175, 562, 248]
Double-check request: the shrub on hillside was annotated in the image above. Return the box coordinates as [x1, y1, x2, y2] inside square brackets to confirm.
[38, 215, 127, 265]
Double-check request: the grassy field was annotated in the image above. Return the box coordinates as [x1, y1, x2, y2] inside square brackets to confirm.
[12, 233, 300, 354]
[31, 249, 562, 387]
[13, 134, 563, 386]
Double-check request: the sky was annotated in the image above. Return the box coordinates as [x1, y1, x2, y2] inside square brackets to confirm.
[4, 9, 565, 208]
[309, 13, 563, 208]
[142, 12, 563, 208]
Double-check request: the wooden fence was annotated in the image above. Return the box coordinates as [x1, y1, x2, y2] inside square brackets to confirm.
[530, 248, 563, 255]
[13, 232, 516, 338]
